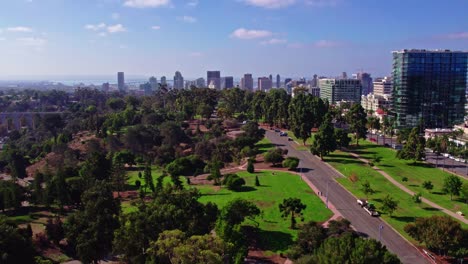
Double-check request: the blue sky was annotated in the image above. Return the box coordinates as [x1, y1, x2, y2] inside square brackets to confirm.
[0, 0, 467, 79]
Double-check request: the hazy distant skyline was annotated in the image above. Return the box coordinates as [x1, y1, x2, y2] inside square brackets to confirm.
[0, 0, 467, 78]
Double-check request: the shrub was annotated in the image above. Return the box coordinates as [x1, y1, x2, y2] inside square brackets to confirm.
[283, 157, 300, 170]
[255, 175, 260, 186]
[264, 148, 285, 166]
[222, 174, 246, 191]
[247, 159, 255, 173]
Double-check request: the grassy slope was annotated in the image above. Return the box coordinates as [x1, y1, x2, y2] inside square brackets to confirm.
[350, 140, 467, 216]
[257, 137, 275, 154]
[196, 171, 332, 253]
[325, 151, 468, 243]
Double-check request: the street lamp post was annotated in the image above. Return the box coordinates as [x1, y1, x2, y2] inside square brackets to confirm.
[379, 224, 384, 241]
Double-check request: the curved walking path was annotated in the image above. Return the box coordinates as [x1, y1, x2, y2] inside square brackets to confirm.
[348, 152, 468, 225]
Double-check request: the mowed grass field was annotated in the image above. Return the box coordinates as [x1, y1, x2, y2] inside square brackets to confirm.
[349, 140, 468, 216]
[196, 171, 332, 253]
[325, 150, 468, 243]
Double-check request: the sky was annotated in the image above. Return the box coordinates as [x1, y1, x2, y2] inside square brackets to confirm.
[0, 0, 467, 80]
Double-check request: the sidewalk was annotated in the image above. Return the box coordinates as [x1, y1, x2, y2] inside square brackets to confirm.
[348, 152, 468, 224]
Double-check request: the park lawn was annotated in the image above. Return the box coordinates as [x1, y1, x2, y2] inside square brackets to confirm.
[257, 137, 275, 154]
[349, 140, 468, 216]
[325, 151, 468, 243]
[126, 165, 164, 191]
[196, 170, 332, 253]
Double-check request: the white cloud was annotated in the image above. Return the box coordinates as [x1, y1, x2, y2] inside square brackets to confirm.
[260, 38, 287, 45]
[123, 0, 171, 8]
[242, 0, 295, 9]
[107, 24, 127, 33]
[7, 26, 33, 33]
[85, 23, 107, 31]
[189, 52, 203, 57]
[443, 32, 468, 39]
[230, 28, 272, 39]
[151, 25, 161, 30]
[187, 0, 198, 7]
[111, 12, 120, 20]
[17, 37, 46, 47]
[98, 32, 108, 37]
[313, 40, 341, 47]
[177, 16, 197, 23]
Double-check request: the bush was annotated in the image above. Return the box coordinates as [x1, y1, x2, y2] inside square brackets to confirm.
[264, 148, 285, 166]
[166, 155, 206, 176]
[283, 157, 300, 170]
[255, 175, 260, 186]
[222, 174, 246, 191]
[247, 159, 255, 173]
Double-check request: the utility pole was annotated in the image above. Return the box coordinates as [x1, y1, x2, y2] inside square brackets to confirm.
[379, 224, 384, 241]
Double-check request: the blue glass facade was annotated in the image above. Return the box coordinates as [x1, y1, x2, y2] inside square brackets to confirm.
[392, 50, 468, 128]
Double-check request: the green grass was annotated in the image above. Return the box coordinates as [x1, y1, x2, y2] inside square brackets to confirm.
[126, 165, 163, 192]
[348, 140, 468, 216]
[325, 151, 468, 243]
[257, 137, 275, 154]
[196, 171, 332, 253]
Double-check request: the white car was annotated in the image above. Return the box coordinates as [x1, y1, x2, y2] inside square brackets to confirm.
[455, 158, 460, 162]
[443, 153, 450, 157]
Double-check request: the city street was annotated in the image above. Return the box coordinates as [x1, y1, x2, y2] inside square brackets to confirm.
[266, 130, 429, 264]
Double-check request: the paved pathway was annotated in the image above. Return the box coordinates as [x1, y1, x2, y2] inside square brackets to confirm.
[348, 152, 468, 224]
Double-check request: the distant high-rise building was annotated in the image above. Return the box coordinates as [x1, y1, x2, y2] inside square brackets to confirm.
[284, 78, 292, 94]
[207, 71, 221, 90]
[356, 72, 373, 95]
[173, 71, 184, 89]
[269, 74, 273, 83]
[319, 78, 362, 104]
[392, 49, 468, 128]
[117, 72, 125, 92]
[258, 77, 272, 92]
[196, 78, 205, 88]
[373, 76, 392, 97]
[241, 73, 253, 91]
[149, 76, 158, 91]
[160, 76, 167, 86]
[276, 74, 280, 88]
[311, 74, 318, 87]
[341, 72, 348, 79]
[221, 76, 234, 89]
[102, 82, 110, 92]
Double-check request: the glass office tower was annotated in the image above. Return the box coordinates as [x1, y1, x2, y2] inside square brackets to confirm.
[392, 49, 468, 128]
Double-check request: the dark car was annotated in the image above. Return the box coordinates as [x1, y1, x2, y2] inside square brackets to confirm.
[274, 128, 280, 132]
[288, 137, 293, 141]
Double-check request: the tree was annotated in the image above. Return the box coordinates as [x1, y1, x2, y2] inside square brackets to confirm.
[290, 221, 327, 258]
[222, 174, 246, 191]
[144, 164, 155, 193]
[460, 183, 468, 204]
[346, 104, 367, 146]
[422, 180, 434, 192]
[279, 198, 307, 229]
[255, 175, 260, 186]
[247, 159, 254, 174]
[361, 180, 375, 199]
[412, 193, 422, 205]
[334, 128, 351, 149]
[310, 114, 336, 160]
[0, 216, 35, 264]
[396, 127, 426, 163]
[381, 195, 398, 217]
[264, 148, 285, 166]
[289, 93, 315, 145]
[312, 233, 400, 264]
[65, 182, 120, 264]
[148, 230, 231, 264]
[45, 216, 64, 245]
[404, 215, 465, 256]
[443, 174, 463, 200]
[282, 157, 300, 170]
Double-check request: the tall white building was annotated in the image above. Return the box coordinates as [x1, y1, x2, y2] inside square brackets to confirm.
[373, 76, 393, 97]
[319, 78, 362, 104]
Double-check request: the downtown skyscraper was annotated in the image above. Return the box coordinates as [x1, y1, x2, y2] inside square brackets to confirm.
[241, 74, 253, 91]
[392, 49, 468, 128]
[117, 72, 125, 92]
[173, 71, 184, 89]
[207, 71, 221, 90]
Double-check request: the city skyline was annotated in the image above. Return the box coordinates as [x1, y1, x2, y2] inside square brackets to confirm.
[0, 0, 468, 78]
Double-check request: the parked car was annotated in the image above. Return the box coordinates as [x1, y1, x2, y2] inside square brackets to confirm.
[279, 132, 288, 137]
[288, 137, 293, 141]
[274, 128, 280, 132]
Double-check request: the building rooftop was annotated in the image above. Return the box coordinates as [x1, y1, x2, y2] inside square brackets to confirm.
[392, 49, 468, 54]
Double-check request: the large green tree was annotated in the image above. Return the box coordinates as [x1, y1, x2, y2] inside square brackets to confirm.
[310, 114, 337, 160]
[0, 216, 35, 264]
[396, 127, 426, 163]
[346, 104, 368, 146]
[279, 198, 307, 229]
[442, 174, 463, 201]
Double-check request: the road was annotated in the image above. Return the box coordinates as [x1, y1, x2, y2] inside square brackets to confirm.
[266, 130, 429, 264]
[368, 132, 468, 179]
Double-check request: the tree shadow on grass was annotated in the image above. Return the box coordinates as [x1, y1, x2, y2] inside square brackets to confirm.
[431, 191, 446, 195]
[379, 164, 395, 168]
[257, 143, 275, 154]
[256, 229, 294, 252]
[406, 162, 435, 168]
[408, 184, 420, 187]
[423, 207, 441, 212]
[201, 193, 231, 197]
[392, 215, 416, 223]
[235, 186, 257, 192]
[125, 184, 139, 191]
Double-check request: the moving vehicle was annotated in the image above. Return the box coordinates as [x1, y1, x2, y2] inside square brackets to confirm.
[357, 199, 379, 216]
[279, 132, 288, 137]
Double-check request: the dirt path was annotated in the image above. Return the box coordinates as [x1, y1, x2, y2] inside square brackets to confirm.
[348, 152, 468, 224]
